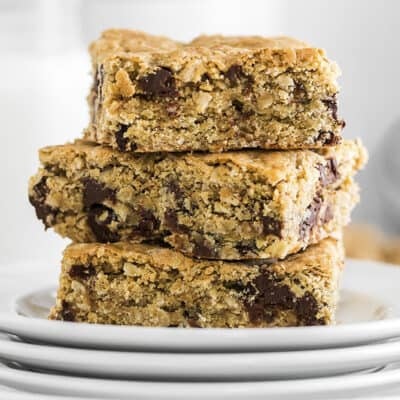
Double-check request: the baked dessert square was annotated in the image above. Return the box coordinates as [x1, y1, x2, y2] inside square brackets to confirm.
[29, 139, 366, 260]
[85, 29, 345, 153]
[49, 238, 344, 327]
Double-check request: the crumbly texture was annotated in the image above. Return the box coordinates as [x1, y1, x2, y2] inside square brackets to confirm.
[84, 29, 345, 153]
[49, 238, 344, 327]
[29, 140, 366, 260]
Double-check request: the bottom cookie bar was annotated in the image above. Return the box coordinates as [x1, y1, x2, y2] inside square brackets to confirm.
[50, 238, 344, 327]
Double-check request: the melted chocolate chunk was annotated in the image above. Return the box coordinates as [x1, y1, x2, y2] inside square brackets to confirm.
[29, 178, 57, 228]
[32, 177, 49, 199]
[318, 158, 340, 187]
[187, 319, 201, 328]
[316, 130, 341, 146]
[60, 301, 75, 322]
[192, 238, 217, 259]
[82, 178, 116, 208]
[232, 99, 255, 118]
[322, 96, 338, 121]
[232, 99, 244, 112]
[91, 64, 104, 123]
[293, 81, 308, 103]
[138, 67, 177, 98]
[295, 294, 323, 325]
[69, 264, 96, 281]
[225, 64, 254, 93]
[235, 240, 257, 256]
[136, 208, 160, 237]
[29, 197, 57, 229]
[245, 273, 323, 325]
[299, 194, 323, 240]
[164, 209, 190, 234]
[223, 280, 248, 292]
[115, 125, 130, 151]
[261, 216, 283, 238]
[201, 73, 211, 82]
[87, 204, 120, 242]
[225, 65, 244, 86]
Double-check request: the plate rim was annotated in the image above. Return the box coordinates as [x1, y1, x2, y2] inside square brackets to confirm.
[0, 361, 399, 399]
[1, 258, 400, 351]
[1, 333, 400, 380]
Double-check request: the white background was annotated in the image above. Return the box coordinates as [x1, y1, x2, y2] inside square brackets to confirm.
[0, 0, 399, 265]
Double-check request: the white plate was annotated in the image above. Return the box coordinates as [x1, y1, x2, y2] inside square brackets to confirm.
[0, 259, 400, 352]
[2, 332, 400, 381]
[0, 361, 400, 400]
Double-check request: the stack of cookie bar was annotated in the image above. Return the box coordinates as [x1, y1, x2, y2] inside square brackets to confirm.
[29, 30, 367, 327]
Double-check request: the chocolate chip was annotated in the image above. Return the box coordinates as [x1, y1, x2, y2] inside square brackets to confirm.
[136, 208, 159, 237]
[201, 73, 211, 82]
[164, 209, 189, 234]
[82, 178, 116, 208]
[115, 125, 129, 151]
[225, 65, 254, 93]
[293, 81, 308, 103]
[29, 196, 57, 229]
[87, 204, 120, 242]
[183, 307, 201, 327]
[187, 319, 201, 328]
[261, 216, 283, 238]
[246, 274, 292, 324]
[32, 177, 49, 199]
[322, 96, 338, 121]
[60, 301, 75, 322]
[318, 158, 340, 187]
[69, 264, 96, 281]
[192, 238, 217, 259]
[235, 240, 257, 256]
[245, 273, 323, 325]
[232, 100, 255, 119]
[295, 294, 324, 325]
[29, 178, 57, 228]
[232, 99, 244, 112]
[316, 130, 341, 146]
[299, 194, 323, 240]
[91, 64, 104, 123]
[138, 67, 178, 98]
[223, 280, 247, 292]
[225, 65, 244, 86]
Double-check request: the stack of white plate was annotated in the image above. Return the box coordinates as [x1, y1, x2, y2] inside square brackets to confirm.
[0, 259, 400, 399]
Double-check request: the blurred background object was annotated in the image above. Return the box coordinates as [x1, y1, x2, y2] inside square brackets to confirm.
[344, 225, 400, 266]
[344, 224, 400, 265]
[0, 0, 399, 264]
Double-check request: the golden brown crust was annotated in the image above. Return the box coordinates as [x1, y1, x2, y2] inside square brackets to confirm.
[86, 29, 342, 153]
[91, 29, 323, 65]
[64, 237, 344, 275]
[38, 139, 367, 181]
[50, 238, 344, 327]
[29, 140, 365, 260]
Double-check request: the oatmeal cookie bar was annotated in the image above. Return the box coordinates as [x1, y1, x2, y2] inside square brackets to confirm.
[49, 238, 344, 327]
[29, 140, 366, 260]
[85, 29, 344, 153]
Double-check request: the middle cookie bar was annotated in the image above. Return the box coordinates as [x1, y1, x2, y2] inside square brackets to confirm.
[29, 139, 366, 260]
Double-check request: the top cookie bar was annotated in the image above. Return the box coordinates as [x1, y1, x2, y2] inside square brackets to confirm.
[85, 29, 344, 153]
